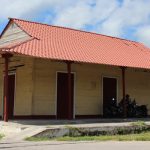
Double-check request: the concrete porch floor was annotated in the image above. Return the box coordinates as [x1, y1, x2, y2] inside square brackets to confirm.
[1, 118, 150, 142]
[1, 118, 150, 131]
[2, 118, 150, 125]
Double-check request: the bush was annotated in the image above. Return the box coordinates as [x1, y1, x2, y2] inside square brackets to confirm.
[105, 94, 148, 118]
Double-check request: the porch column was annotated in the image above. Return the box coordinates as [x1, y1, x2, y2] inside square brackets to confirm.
[67, 61, 72, 120]
[2, 53, 12, 122]
[121, 67, 127, 118]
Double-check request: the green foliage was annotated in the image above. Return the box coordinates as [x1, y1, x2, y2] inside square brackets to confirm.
[26, 131, 150, 141]
[66, 124, 150, 136]
[25, 137, 51, 141]
[105, 95, 148, 118]
[0, 134, 4, 140]
[25, 123, 150, 142]
[131, 121, 146, 127]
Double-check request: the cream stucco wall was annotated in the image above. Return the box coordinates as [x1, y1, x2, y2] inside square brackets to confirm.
[0, 57, 150, 117]
[73, 63, 122, 115]
[32, 59, 63, 115]
[0, 56, 34, 116]
[32, 59, 150, 116]
[126, 68, 150, 112]
[32, 59, 122, 116]
[14, 57, 34, 115]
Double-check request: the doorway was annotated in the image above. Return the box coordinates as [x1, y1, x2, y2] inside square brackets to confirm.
[3, 73, 15, 119]
[103, 77, 117, 117]
[57, 72, 74, 119]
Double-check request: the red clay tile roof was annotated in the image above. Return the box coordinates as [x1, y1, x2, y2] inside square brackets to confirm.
[1, 18, 150, 69]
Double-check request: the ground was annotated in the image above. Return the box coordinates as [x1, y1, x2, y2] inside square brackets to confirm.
[1, 119, 150, 149]
[1, 141, 150, 150]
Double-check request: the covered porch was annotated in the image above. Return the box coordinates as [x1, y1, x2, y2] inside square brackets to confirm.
[0, 55, 150, 122]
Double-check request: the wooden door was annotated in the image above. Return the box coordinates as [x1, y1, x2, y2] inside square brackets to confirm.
[103, 77, 117, 117]
[4, 74, 15, 119]
[57, 72, 74, 119]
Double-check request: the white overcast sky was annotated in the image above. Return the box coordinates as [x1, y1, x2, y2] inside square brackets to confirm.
[0, 0, 150, 47]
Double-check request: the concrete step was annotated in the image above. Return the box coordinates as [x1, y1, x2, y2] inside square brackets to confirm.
[1, 126, 47, 142]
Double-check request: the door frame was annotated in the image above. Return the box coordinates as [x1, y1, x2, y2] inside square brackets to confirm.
[2, 71, 16, 119]
[101, 75, 118, 115]
[55, 71, 76, 119]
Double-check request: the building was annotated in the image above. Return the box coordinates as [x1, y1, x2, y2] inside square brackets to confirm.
[0, 18, 150, 121]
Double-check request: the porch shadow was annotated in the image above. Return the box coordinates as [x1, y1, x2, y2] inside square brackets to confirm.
[4, 118, 150, 126]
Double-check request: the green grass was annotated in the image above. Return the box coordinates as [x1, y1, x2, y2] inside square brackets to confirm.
[130, 121, 147, 127]
[26, 137, 52, 141]
[0, 134, 4, 140]
[26, 131, 150, 142]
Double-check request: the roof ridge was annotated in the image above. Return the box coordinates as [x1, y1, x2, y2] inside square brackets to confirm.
[9, 17, 138, 43]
